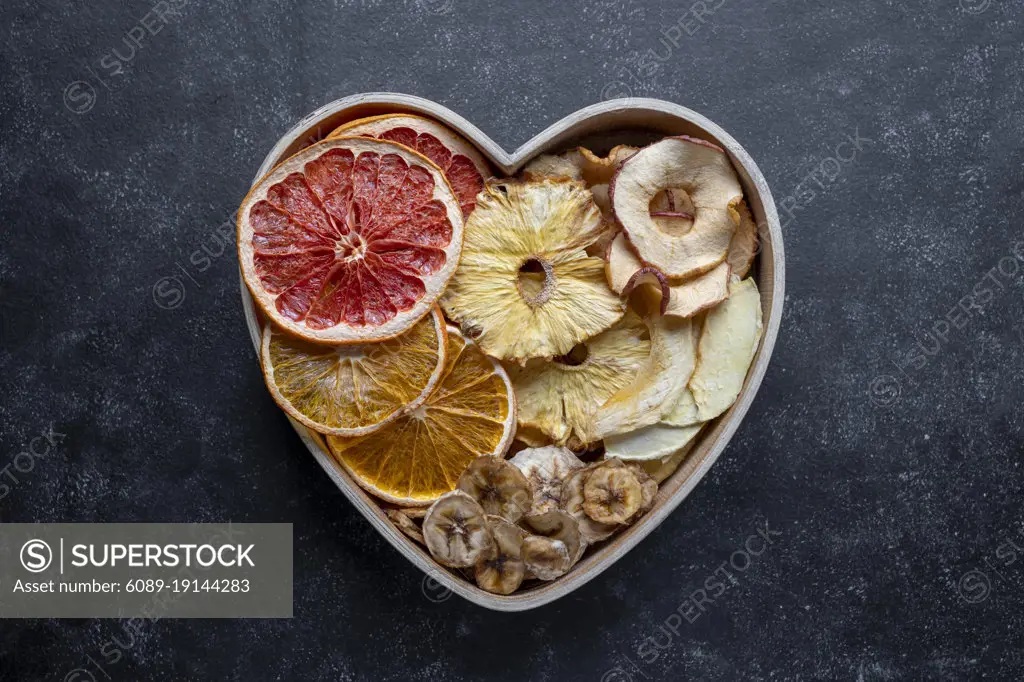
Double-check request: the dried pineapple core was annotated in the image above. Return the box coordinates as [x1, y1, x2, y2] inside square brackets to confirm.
[442, 179, 625, 364]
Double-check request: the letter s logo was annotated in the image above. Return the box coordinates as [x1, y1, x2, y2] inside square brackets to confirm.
[20, 539, 53, 573]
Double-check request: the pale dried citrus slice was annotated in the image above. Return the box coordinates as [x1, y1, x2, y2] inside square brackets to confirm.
[327, 325, 516, 506]
[238, 137, 464, 344]
[260, 307, 447, 436]
[328, 113, 490, 216]
[441, 178, 625, 364]
[510, 310, 650, 448]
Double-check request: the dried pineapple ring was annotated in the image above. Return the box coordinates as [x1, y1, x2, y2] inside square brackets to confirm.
[510, 311, 650, 447]
[610, 136, 744, 279]
[442, 179, 625, 363]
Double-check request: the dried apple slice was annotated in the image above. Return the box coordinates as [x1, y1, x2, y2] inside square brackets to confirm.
[510, 311, 650, 447]
[523, 145, 638, 186]
[580, 313, 697, 442]
[441, 179, 625, 363]
[605, 233, 730, 318]
[603, 423, 704, 461]
[522, 153, 583, 181]
[610, 136, 743, 279]
[662, 385, 700, 428]
[634, 432, 701, 483]
[727, 198, 759, 279]
[689, 277, 763, 421]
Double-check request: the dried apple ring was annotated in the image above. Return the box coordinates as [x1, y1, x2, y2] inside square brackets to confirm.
[610, 136, 744, 279]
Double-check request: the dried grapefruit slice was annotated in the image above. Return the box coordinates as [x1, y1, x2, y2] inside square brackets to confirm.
[328, 113, 490, 216]
[238, 137, 464, 344]
[260, 307, 447, 436]
[327, 325, 516, 506]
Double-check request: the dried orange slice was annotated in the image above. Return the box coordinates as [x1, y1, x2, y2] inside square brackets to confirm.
[238, 137, 464, 344]
[261, 307, 447, 436]
[327, 326, 516, 506]
[328, 113, 490, 216]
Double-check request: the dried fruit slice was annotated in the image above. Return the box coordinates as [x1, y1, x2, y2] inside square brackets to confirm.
[422, 491, 494, 567]
[662, 386, 700, 427]
[328, 113, 490, 216]
[522, 535, 570, 581]
[514, 424, 552, 448]
[727, 199, 759, 279]
[508, 446, 585, 514]
[327, 326, 516, 505]
[385, 508, 425, 545]
[632, 431, 701, 483]
[522, 153, 583, 182]
[624, 461, 659, 513]
[523, 146, 638, 254]
[561, 468, 617, 543]
[238, 137, 464, 344]
[610, 136, 743, 279]
[606, 233, 729, 318]
[583, 461, 643, 525]
[260, 307, 447, 436]
[603, 423, 703, 461]
[475, 516, 526, 594]
[511, 311, 649, 446]
[582, 312, 697, 442]
[523, 509, 584, 578]
[441, 179, 625, 363]
[457, 456, 532, 523]
[523, 145, 638, 186]
[689, 278, 763, 421]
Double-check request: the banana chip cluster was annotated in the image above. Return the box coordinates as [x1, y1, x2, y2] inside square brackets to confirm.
[386, 450, 657, 594]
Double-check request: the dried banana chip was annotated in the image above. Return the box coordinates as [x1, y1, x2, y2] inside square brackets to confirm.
[561, 468, 618, 543]
[457, 456, 533, 523]
[475, 516, 526, 594]
[521, 535, 571, 581]
[523, 508, 584, 576]
[509, 446, 585, 514]
[582, 460, 644, 525]
[422, 491, 494, 568]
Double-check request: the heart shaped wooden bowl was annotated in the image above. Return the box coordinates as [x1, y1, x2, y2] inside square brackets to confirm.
[239, 93, 785, 611]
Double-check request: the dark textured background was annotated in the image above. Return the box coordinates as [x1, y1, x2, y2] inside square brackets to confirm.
[2, 0, 1024, 679]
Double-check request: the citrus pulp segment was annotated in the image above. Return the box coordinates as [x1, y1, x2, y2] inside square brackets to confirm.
[328, 113, 490, 216]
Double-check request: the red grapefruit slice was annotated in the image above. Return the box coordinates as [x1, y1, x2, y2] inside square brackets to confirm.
[328, 113, 490, 216]
[238, 137, 465, 344]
